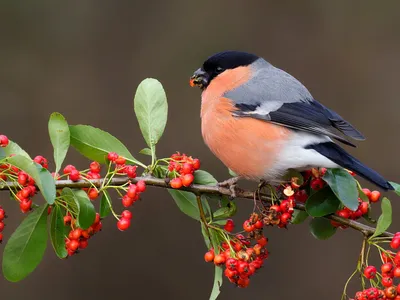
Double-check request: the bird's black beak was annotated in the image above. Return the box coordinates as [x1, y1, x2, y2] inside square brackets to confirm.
[190, 68, 209, 89]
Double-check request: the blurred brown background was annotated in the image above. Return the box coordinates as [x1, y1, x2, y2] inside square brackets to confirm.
[0, 1, 399, 299]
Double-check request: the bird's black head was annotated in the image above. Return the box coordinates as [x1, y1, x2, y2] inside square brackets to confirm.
[190, 51, 259, 89]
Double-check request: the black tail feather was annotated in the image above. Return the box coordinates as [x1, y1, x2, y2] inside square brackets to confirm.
[306, 142, 393, 191]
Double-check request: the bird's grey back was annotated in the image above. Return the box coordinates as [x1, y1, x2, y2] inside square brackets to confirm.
[224, 58, 313, 113]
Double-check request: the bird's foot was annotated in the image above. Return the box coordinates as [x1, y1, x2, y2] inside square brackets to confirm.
[218, 176, 241, 199]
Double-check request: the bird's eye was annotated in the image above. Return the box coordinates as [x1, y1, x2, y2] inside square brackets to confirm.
[216, 66, 225, 73]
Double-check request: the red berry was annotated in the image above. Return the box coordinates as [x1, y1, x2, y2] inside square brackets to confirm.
[370, 191, 381, 203]
[107, 152, 118, 162]
[382, 263, 394, 277]
[121, 195, 134, 208]
[360, 202, 369, 215]
[310, 178, 325, 190]
[0, 232, 3, 243]
[136, 180, 146, 193]
[115, 156, 126, 165]
[254, 220, 263, 229]
[362, 188, 371, 199]
[33, 155, 48, 169]
[382, 276, 394, 287]
[79, 239, 89, 249]
[63, 165, 76, 175]
[69, 228, 82, 240]
[226, 258, 238, 271]
[88, 188, 99, 200]
[384, 286, 398, 298]
[204, 250, 215, 262]
[0, 135, 9, 147]
[18, 172, 28, 186]
[117, 218, 131, 231]
[269, 205, 281, 213]
[94, 213, 100, 224]
[237, 261, 250, 275]
[127, 184, 137, 198]
[121, 210, 132, 220]
[280, 212, 292, 225]
[125, 165, 137, 178]
[64, 215, 72, 225]
[257, 236, 268, 247]
[170, 178, 183, 189]
[68, 239, 79, 251]
[69, 169, 80, 181]
[279, 200, 290, 213]
[89, 161, 101, 173]
[394, 267, 400, 278]
[337, 209, 351, 219]
[391, 238, 400, 250]
[19, 199, 32, 213]
[0, 222, 4, 232]
[363, 266, 377, 279]
[294, 189, 308, 203]
[181, 174, 194, 187]
[243, 220, 255, 232]
[0, 210, 5, 221]
[192, 159, 200, 170]
[224, 219, 234, 232]
[213, 254, 226, 266]
[237, 277, 250, 288]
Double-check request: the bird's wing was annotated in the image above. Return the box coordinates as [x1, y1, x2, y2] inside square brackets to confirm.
[225, 62, 365, 147]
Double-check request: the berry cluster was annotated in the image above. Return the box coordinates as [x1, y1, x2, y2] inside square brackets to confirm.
[64, 213, 102, 256]
[168, 153, 200, 188]
[0, 206, 6, 243]
[118, 180, 146, 231]
[204, 216, 269, 288]
[352, 233, 400, 299]
[331, 189, 381, 228]
[107, 152, 138, 178]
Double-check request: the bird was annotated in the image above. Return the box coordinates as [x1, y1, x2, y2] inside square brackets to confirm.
[189, 50, 393, 192]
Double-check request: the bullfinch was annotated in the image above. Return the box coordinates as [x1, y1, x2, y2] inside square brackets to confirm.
[190, 50, 393, 191]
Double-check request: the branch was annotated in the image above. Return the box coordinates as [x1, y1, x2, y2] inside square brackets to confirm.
[0, 176, 393, 238]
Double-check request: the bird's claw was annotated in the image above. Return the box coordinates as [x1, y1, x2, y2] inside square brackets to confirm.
[218, 176, 241, 199]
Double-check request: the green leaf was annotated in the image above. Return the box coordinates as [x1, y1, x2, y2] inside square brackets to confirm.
[209, 266, 223, 300]
[2, 204, 48, 282]
[50, 205, 68, 259]
[194, 170, 218, 186]
[212, 202, 237, 220]
[370, 197, 392, 239]
[133, 78, 168, 160]
[168, 190, 200, 220]
[5, 155, 56, 204]
[2, 140, 31, 159]
[69, 125, 144, 167]
[323, 168, 358, 211]
[201, 223, 211, 249]
[305, 186, 341, 217]
[309, 217, 337, 240]
[228, 168, 238, 177]
[291, 209, 309, 224]
[99, 191, 112, 218]
[48, 112, 70, 174]
[139, 148, 152, 156]
[389, 182, 400, 196]
[62, 188, 96, 229]
[0, 147, 5, 160]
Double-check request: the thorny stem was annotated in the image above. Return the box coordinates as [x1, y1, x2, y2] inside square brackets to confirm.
[0, 176, 394, 238]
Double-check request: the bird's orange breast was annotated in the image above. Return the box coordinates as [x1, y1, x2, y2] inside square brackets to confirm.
[200, 67, 291, 179]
